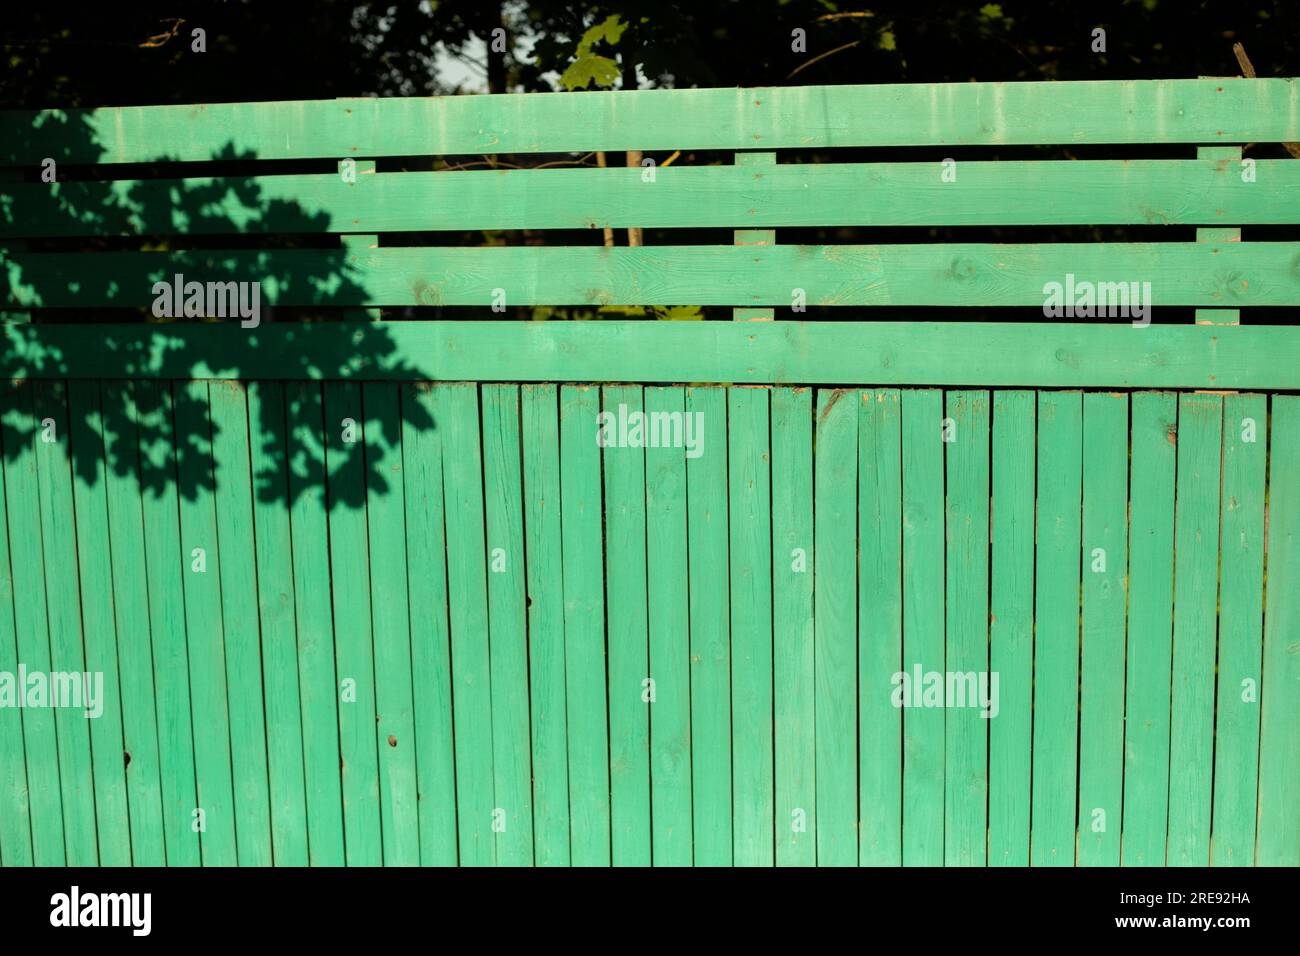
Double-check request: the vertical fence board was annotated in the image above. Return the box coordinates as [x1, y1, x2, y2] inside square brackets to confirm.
[482, 384, 534, 866]
[1030, 390, 1082, 866]
[814, 388, 857, 866]
[520, 384, 570, 866]
[901, 389, 944, 865]
[32, 382, 98, 864]
[441, 383, 495, 867]
[772, 387, 816, 867]
[285, 382, 345, 866]
[400, 383, 459, 866]
[859, 388, 902, 866]
[1256, 395, 1300, 866]
[209, 381, 274, 867]
[1167, 394, 1223, 867]
[322, 381, 382, 865]
[246, 382, 310, 867]
[363, 383, 420, 866]
[66, 381, 131, 866]
[134, 380, 201, 866]
[602, 385, 652, 866]
[687, 386, 731, 866]
[2, 382, 64, 865]
[644, 386, 693, 866]
[943, 390, 990, 866]
[0, 385, 33, 866]
[988, 390, 1035, 866]
[559, 384, 611, 865]
[1121, 392, 1177, 865]
[728, 386, 774, 866]
[101, 382, 167, 866]
[1077, 392, 1129, 866]
[174, 381, 238, 866]
[1211, 393, 1266, 865]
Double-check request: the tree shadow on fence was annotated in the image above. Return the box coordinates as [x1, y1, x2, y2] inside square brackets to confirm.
[0, 107, 436, 511]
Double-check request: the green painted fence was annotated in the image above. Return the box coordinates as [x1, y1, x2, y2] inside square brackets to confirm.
[0, 78, 1297, 866]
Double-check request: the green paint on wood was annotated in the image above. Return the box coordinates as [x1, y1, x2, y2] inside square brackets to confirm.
[1030, 391, 1082, 866]
[901, 389, 944, 866]
[482, 384, 534, 866]
[988, 390, 1035, 867]
[1121, 392, 1177, 867]
[363, 382, 420, 865]
[1211, 393, 1265, 866]
[687, 386, 731, 866]
[1077, 392, 1128, 867]
[1257, 395, 1300, 866]
[559, 385, 611, 865]
[1167, 394, 1223, 867]
[602, 385, 652, 867]
[859, 389, 902, 866]
[520, 385, 571, 866]
[7, 79, 1295, 165]
[644, 386, 692, 865]
[943, 390, 989, 867]
[728, 386, 774, 865]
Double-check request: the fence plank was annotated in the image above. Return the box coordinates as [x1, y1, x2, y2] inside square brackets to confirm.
[101, 382, 167, 866]
[520, 384, 570, 866]
[643, 386, 693, 865]
[363, 382, 420, 866]
[943, 390, 990, 866]
[174, 380, 238, 866]
[728, 386, 774, 865]
[1167, 394, 1224, 867]
[901, 389, 944, 866]
[1211, 393, 1266, 865]
[9, 159, 1300, 238]
[687, 386, 732, 866]
[988, 390, 1035, 866]
[284, 382, 346, 866]
[322, 381, 382, 865]
[602, 385, 652, 867]
[133, 380, 201, 866]
[559, 385, 611, 866]
[440, 383, 495, 867]
[1030, 391, 1082, 866]
[12, 322, 1296, 392]
[1077, 392, 1129, 866]
[66, 379, 131, 866]
[1257, 395, 1300, 865]
[7, 79, 1294, 165]
[482, 384, 534, 866]
[246, 381, 310, 866]
[400, 383, 458, 865]
[209, 380, 274, 867]
[9, 242, 1299, 309]
[1120, 392, 1178, 865]
[0, 386, 33, 866]
[33, 382, 98, 864]
[1, 382, 65, 865]
[859, 388, 903, 866]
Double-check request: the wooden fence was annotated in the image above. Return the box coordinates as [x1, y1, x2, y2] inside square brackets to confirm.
[0, 78, 1297, 865]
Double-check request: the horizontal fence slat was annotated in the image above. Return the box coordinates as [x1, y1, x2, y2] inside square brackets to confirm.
[3, 79, 1296, 165]
[8, 159, 1300, 238]
[5, 320, 1297, 388]
[6, 242, 1299, 308]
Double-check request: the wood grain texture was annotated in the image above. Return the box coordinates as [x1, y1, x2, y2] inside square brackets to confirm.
[8, 159, 1300, 238]
[9, 322, 1296, 391]
[6, 79, 1295, 164]
[9, 242, 1299, 308]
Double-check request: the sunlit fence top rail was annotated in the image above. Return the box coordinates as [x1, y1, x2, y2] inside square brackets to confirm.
[2, 77, 1299, 388]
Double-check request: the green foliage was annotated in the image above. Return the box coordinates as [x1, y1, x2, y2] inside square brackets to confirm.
[559, 15, 628, 90]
